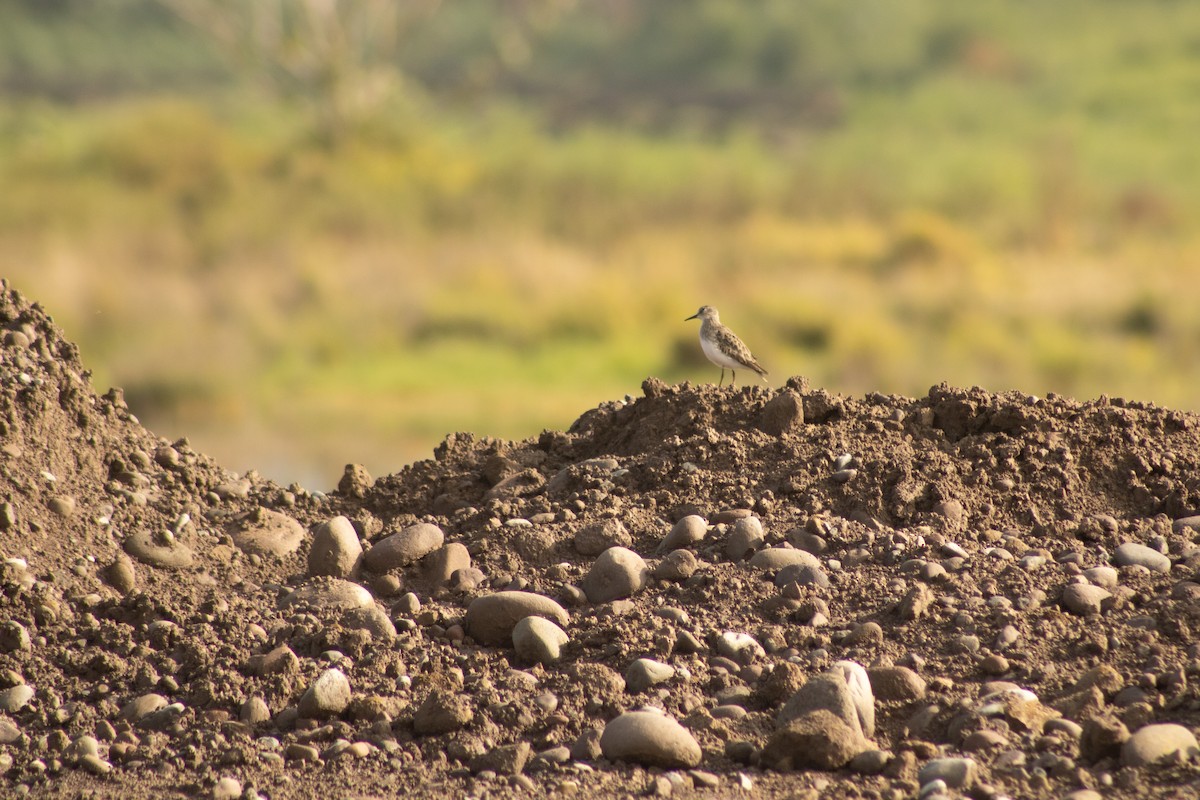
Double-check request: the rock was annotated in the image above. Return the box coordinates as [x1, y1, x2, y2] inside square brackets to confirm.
[716, 631, 765, 664]
[240, 696, 271, 724]
[726, 517, 765, 560]
[338, 463, 374, 498]
[48, 495, 75, 517]
[212, 776, 243, 800]
[102, 555, 136, 594]
[571, 727, 604, 761]
[138, 702, 185, 731]
[341, 604, 397, 641]
[213, 478, 251, 500]
[899, 584, 934, 620]
[758, 390, 805, 436]
[1114, 542, 1170, 573]
[254, 644, 300, 676]
[834, 660, 875, 738]
[0, 684, 33, 713]
[298, 669, 351, 719]
[425, 542, 471, 586]
[307, 515, 362, 578]
[762, 710, 866, 770]
[466, 591, 570, 646]
[0, 718, 19, 744]
[1080, 715, 1130, 762]
[749, 547, 822, 571]
[777, 671, 865, 740]
[653, 549, 698, 581]
[933, 499, 967, 532]
[512, 616, 569, 665]
[0, 621, 30, 652]
[363, 523, 444, 572]
[575, 519, 631, 556]
[280, 579, 374, 613]
[775, 562, 830, 588]
[229, 507, 306, 557]
[1083, 566, 1119, 589]
[1072, 664, 1123, 695]
[844, 622, 884, 646]
[849, 748, 892, 774]
[286, 743, 320, 762]
[1061, 584, 1111, 616]
[760, 662, 807, 705]
[119, 693, 168, 722]
[123, 530, 194, 569]
[625, 659, 676, 693]
[660, 515, 708, 551]
[1173, 515, 1200, 534]
[599, 711, 702, 768]
[80, 754, 112, 775]
[963, 729, 1008, 751]
[413, 690, 473, 735]
[1121, 723, 1199, 766]
[868, 666, 927, 701]
[918, 757, 976, 789]
[471, 741, 531, 775]
[582, 546, 649, 603]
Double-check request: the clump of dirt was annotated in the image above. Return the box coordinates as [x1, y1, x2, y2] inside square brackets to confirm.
[3, 279, 1200, 799]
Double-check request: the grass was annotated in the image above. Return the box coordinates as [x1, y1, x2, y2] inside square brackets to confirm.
[5, 2, 1200, 486]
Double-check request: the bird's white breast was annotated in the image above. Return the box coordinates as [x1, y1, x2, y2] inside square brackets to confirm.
[700, 332, 746, 369]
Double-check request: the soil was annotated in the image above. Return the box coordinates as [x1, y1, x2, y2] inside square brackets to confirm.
[3, 278, 1200, 799]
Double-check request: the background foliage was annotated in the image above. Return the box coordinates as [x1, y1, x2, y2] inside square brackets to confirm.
[2, 0, 1198, 486]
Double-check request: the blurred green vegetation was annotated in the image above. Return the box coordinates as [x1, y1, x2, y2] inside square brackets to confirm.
[2, 0, 1199, 486]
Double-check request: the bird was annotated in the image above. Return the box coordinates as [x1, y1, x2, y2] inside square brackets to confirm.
[685, 305, 768, 386]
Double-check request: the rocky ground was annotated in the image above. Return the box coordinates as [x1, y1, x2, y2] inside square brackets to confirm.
[3, 279, 1200, 799]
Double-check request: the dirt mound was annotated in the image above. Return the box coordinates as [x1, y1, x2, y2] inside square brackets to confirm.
[3, 280, 1200, 799]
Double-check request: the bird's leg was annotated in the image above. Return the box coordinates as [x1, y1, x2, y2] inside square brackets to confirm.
[732, 370, 737, 386]
[718, 369, 725, 387]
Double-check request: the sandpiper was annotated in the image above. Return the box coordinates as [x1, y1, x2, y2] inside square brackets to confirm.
[685, 305, 768, 386]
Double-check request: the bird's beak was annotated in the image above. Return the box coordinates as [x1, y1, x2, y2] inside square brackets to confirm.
[685, 312, 699, 321]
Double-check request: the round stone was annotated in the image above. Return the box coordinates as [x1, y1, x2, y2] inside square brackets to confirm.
[341, 604, 396, 641]
[466, 591, 570, 646]
[869, 666, 927, 701]
[279, 578, 373, 610]
[660, 515, 708, 551]
[363, 523, 444, 572]
[0, 684, 33, 714]
[1061, 583, 1111, 616]
[119, 693, 168, 722]
[1114, 542, 1170, 574]
[726, 517, 765, 560]
[123, 530, 194, 569]
[298, 668, 351, 719]
[1121, 723, 1199, 766]
[0, 621, 30, 652]
[512, 615, 569, 665]
[918, 757, 977, 789]
[103, 555, 136, 595]
[582, 546, 649, 603]
[600, 710, 701, 768]
[213, 776, 243, 800]
[229, 507, 306, 557]
[424, 543, 472, 586]
[625, 658, 676, 693]
[762, 710, 866, 770]
[653, 549, 698, 581]
[749, 548, 821, 571]
[574, 519, 631, 556]
[307, 515, 363, 578]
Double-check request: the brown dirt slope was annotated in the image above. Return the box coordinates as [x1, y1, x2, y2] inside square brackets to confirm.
[2, 279, 1200, 799]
